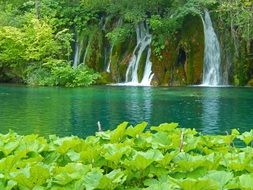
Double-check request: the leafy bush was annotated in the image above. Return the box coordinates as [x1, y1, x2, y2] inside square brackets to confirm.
[1, 122, 253, 189]
[106, 24, 132, 45]
[26, 60, 100, 87]
[0, 15, 72, 81]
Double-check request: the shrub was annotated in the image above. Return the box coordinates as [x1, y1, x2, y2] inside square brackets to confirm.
[26, 60, 100, 87]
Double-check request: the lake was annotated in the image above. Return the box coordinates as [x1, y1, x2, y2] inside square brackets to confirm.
[0, 84, 253, 137]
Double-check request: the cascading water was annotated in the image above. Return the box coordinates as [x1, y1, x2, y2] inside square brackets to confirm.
[106, 45, 113, 73]
[105, 18, 122, 73]
[73, 40, 79, 68]
[141, 48, 154, 85]
[83, 40, 89, 65]
[73, 33, 87, 68]
[202, 10, 222, 86]
[125, 22, 154, 86]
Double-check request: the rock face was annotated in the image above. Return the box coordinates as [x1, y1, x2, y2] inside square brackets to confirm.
[247, 79, 253, 86]
[151, 15, 204, 86]
[74, 15, 205, 86]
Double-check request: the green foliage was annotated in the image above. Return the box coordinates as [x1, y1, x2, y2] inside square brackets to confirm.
[1, 122, 253, 189]
[106, 24, 132, 45]
[217, 0, 253, 43]
[0, 15, 71, 80]
[0, 26, 25, 65]
[0, 0, 252, 85]
[26, 61, 100, 87]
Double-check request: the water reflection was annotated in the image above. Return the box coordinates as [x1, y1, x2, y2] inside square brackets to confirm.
[201, 88, 220, 134]
[142, 87, 153, 122]
[1, 85, 253, 137]
[125, 87, 153, 125]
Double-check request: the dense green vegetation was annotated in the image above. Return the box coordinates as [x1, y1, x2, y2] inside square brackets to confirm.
[0, 0, 252, 86]
[0, 0, 101, 87]
[1, 122, 253, 189]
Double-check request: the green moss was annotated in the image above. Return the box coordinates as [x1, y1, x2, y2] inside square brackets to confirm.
[233, 43, 253, 86]
[180, 15, 204, 85]
[247, 79, 253, 86]
[151, 39, 178, 86]
[85, 28, 104, 72]
[151, 15, 204, 86]
[96, 72, 113, 84]
[163, 70, 171, 86]
[233, 75, 240, 86]
[118, 62, 128, 81]
[174, 66, 187, 86]
[110, 42, 125, 82]
[110, 34, 136, 82]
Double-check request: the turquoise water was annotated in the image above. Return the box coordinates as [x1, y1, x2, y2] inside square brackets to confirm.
[0, 84, 253, 137]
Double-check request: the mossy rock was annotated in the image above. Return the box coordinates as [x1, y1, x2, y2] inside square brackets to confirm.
[163, 70, 171, 86]
[151, 39, 178, 86]
[150, 15, 204, 86]
[137, 47, 148, 82]
[247, 79, 253, 86]
[85, 29, 104, 72]
[150, 75, 159, 86]
[180, 15, 204, 85]
[96, 72, 113, 85]
[111, 53, 120, 82]
[118, 54, 132, 82]
[172, 66, 187, 86]
[110, 34, 136, 82]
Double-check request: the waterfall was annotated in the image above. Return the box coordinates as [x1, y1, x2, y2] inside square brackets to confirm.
[73, 34, 82, 69]
[73, 40, 79, 68]
[83, 41, 89, 65]
[202, 10, 222, 86]
[73, 34, 87, 68]
[141, 48, 154, 85]
[105, 18, 122, 73]
[106, 45, 113, 73]
[125, 22, 154, 86]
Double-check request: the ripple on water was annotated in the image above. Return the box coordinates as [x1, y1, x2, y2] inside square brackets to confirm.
[0, 85, 253, 137]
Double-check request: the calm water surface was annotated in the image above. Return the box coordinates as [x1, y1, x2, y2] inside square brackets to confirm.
[0, 84, 253, 137]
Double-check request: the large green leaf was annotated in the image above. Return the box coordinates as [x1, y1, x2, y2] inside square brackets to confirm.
[124, 149, 164, 170]
[83, 168, 104, 190]
[144, 175, 180, 190]
[103, 143, 132, 164]
[52, 163, 90, 186]
[54, 137, 81, 154]
[110, 122, 128, 143]
[179, 178, 219, 190]
[147, 131, 172, 149]
[0, 152, 26, 176]
[125, 122, 147, 138]
[238, 130, 253, 145]
[17, 135, 48, 153]
[98, 169, 126, 189]
[204, 170, 233, 190]
[151, 123, 179, 133]
[10, 164, 50, 189]
[239, 174, 253, 189]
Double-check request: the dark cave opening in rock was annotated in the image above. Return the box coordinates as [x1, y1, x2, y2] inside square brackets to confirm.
[176, 48, 187, 66]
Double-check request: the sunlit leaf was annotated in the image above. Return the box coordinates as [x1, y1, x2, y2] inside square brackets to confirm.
[110, 122, 128, 143]
[125, 122, 147, 138]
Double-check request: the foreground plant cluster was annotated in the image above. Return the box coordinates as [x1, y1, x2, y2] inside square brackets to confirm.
[1, 122, 253, 189]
